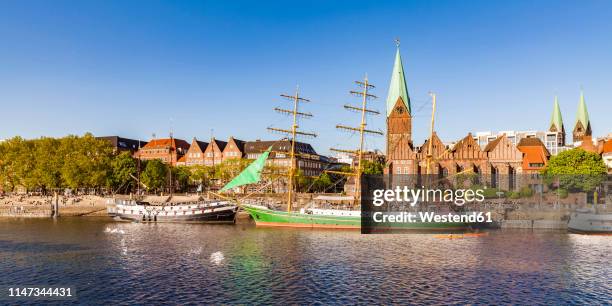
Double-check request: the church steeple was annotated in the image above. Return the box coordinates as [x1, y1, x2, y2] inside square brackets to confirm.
[386, 42, 411, 116]
[572, 90, 592, 142]
[385, 40, 415, 175]
[549, 96, 565, 146]
[550, 96, 563, 132]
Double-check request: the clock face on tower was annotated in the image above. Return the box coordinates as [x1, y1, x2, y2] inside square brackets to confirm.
[395, 105, 404, 114]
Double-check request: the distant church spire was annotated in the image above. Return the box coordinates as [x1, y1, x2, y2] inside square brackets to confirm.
[386, 42, 410, 116]
[572, 90, 592, 142]
[549, 96, 563, 132]
[549, 96, 565, 146]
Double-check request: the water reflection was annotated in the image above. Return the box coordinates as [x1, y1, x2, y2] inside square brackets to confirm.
[0, 218, 610, 304]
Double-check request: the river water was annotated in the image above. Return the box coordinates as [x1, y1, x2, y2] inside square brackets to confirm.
[0, 217, 610, 305]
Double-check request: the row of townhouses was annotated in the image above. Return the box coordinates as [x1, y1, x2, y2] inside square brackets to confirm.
[99, 136, 332, 178]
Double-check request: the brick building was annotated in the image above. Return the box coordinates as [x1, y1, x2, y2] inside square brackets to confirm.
[204, 138, 227, 166]
[222, 137, 245, 161]
[184, 138, 209, 166]
[244, 139, 328, 177]
[381, 45, 562, 191]
[135, 137, 190, 166]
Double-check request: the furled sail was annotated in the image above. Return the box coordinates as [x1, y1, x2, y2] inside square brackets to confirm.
[219, 146, 272, 192]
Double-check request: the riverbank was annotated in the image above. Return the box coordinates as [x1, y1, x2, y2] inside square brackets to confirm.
[0, 195, 107, 217]
[2, 194, 609, 230]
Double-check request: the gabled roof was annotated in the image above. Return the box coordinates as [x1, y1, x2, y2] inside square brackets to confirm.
[451, 133, 482, 152]
[517, 137, 548, 150]
[419, 132, 447, 158]
[226, 137, 246, 152]
[483, 135, 505, 152]
[517, 137, 551, 162]
[517, 139, 550, 170]
[188, 138, 209, 153]
[550, 96, 564, 132]
[575, 91, 590, 130]
[209, 138, 227, 151]
[143, 138, 190, 151]
[386, 46, 410, 116]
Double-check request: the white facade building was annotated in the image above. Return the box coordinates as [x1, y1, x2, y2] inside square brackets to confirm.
[473, 130, 568, 155]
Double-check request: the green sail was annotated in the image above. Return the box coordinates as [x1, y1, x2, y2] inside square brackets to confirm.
[220, 146, 272, 192]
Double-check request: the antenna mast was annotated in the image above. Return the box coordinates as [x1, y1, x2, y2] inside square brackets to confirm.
[331, 75, 383, 204]
[268, 86, 316, 212]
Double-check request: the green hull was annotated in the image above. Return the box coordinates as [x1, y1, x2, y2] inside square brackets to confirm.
[243, 205, 469, 230]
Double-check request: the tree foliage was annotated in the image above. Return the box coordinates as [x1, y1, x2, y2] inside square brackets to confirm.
[543, 148, 607, 192]
[141, 159, 168, 192]
[172, 166, 191, 192]
[0, 134, 117, 192]
[362, 160, 384, 175]
[109, 151, 137, 193]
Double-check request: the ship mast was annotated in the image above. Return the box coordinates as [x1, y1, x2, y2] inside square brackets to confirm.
[426, 92, 437, 175]
[268, 87, 316, 212]
[331, 75, 383, 204]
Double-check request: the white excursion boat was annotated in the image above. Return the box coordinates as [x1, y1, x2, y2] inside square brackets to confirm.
[108, 199, 238, 223]
[568, 208, 612, 234]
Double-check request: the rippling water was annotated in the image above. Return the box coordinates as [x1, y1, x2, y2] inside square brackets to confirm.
[0, 218, 610, 305]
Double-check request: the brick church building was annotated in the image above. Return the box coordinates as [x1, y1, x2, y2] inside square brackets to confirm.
[382, 44, 552, 190]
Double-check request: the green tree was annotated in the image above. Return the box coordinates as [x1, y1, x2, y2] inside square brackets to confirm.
[361, 160, 384, 175]
[312, 172, 333, 192]
[60, 134, 113, 189]
[141, 159, 168, 192]
[295, 170, 313, 192]
[190, 165, 215, 190]
[543, 148, 607, 192]
[109, 151, 137, 193]
[172, 166, 191, 192]
[32, 137, 62, 191]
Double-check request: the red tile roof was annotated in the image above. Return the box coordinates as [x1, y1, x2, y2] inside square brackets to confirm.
[517, 137, 549, 170]
[142, 138, 190, 151]
[602, 139, 612, 154]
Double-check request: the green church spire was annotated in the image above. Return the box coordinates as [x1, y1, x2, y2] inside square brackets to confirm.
[575, 90, 590, 129]
[549, 96, 563, 132]
[386, 43, 410, 116]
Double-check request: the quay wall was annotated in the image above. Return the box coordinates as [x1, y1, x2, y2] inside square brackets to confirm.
[501, 220, 568, 229]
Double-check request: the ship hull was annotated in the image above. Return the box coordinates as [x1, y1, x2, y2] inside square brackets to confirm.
[115, 207, 238, 223]
[568, 210, 612, 234]
[243, 205, 469, 230]
[111, 201, 238, 224]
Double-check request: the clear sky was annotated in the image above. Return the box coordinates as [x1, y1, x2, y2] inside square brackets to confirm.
[1, 0, 611, 155]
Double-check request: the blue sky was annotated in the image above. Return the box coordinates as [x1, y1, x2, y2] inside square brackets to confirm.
[1, 0, 611, 155]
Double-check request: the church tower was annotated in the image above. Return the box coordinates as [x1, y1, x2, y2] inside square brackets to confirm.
[385, 42, 415, 175]
[572, 91, 592, 142]
[549, 96, 565, 147]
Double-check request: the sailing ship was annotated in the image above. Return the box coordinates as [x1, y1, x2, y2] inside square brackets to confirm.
[107, 141, 273, 223]
[239, 77, 469, 230]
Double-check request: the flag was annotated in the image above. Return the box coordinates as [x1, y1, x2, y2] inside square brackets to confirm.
[219, 146, 272, 192]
